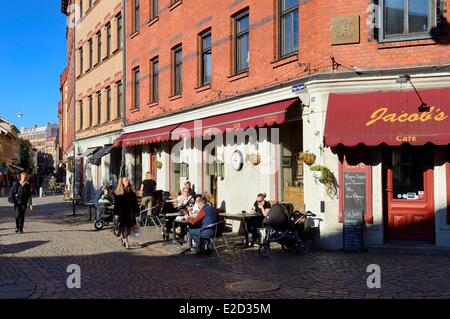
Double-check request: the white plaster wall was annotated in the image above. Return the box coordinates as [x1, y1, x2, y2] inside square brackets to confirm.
[434, 148, 450, 247]
[366, 149, 384, 246]
[124, 149, 134, 182]
[216, 139, 276, 231]
[155, 142, 170, 191]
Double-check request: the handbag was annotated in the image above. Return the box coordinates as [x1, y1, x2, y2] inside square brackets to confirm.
[130, 224, 142, 237]
[8, 185, 17, 204]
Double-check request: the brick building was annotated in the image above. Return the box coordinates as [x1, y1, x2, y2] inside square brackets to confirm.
[0, 117, 20, 167]
[61, 0, 125, 202]
[20, 123, 60, 175]
[63, 0, 450, 249]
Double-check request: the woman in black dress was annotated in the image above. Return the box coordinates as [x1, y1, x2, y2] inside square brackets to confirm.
[113, 177, 139, 249]
[9, 172, 33, 233]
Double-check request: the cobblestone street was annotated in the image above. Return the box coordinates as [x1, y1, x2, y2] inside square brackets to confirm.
[1, 196, 450, 299]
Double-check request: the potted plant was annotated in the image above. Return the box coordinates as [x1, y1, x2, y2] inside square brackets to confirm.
[299, 151, 316, 166]
[309, 165, 338, 198]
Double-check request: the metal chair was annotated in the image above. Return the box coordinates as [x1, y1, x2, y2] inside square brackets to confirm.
[137, 205, 163, 229]
[198, 220, 232, 257]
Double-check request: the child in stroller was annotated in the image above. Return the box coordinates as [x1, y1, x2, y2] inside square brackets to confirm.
[258, 203, 316, 257]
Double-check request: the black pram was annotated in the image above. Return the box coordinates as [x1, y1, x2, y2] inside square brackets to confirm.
[258, 203, 316, 257]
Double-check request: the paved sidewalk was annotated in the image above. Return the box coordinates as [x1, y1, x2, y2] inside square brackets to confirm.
[1, 196, 450, 299]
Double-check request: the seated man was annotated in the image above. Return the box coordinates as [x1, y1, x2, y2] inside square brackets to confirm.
[183, 196, 218, 253]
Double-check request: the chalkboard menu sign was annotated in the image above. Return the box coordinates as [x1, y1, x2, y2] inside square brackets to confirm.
[343, 209, 364, 252]
[343, 172, 366, 252]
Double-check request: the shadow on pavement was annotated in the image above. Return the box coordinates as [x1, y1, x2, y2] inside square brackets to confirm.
[0, 240, 50, 255]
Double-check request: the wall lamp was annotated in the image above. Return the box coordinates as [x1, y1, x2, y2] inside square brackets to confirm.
[396, 74, 430, 112]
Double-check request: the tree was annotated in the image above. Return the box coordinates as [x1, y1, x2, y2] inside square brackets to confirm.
[19, 138, 34, 172]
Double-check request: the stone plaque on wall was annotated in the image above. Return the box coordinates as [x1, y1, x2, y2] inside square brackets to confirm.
[331, 15, 360, 45]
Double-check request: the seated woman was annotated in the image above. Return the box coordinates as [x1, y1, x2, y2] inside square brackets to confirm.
[246, 193, 271, 246]
[177, 187, 194, 209]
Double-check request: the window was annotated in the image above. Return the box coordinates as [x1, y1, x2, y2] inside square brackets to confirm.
[172, 45, 182, 95]
[117, 81, 123, 118]
[96, 31, 102, 63]
[80, 0, 84, 18]
[79, 47, 84, 74]
[106, 87, 111, 121]
[117, 14, 123, 49]
[234, 10, 249, 74]
[200, 30, 212, 86]
[151, 57, 159, 102]
[88, 39, 93, 69]
[106, 23, 111, 57]
[151, 0, 159, 19]
[279, 0, 299, 57]
[97, 92, 101, 124]
[88, 95, 93, 127]
[133, 67, 140, 109]
[89, 0, 92, 8]
[79, 100, 83, 129]
[382, 0, 434, 40]
[134, 0, 140, 32]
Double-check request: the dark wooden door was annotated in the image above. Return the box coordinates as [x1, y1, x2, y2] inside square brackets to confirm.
[385, 146, 435, 241]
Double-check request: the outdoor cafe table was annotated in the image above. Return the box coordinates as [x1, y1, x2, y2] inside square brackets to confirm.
[160, 212, 182, 243]
[220, 212, 262, 247]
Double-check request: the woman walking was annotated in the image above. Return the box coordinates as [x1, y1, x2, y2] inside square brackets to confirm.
[113, 176, 139, 249]
[9, 172, 33, 234]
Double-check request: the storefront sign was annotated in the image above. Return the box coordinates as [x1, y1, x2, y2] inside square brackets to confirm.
[343, 209, 364, 252]
[324, 89, 450, 147]
[365, 107, 448, 127]
[339, 153, 373, 224]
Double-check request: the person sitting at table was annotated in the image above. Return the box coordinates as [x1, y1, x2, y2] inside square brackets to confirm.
[246, 193, 271, 246]
[177, 187, 194, 208]
[184, 180, 196, 197]
[183, 196, 218, 253]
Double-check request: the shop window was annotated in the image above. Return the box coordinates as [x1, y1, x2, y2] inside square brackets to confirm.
[392, 148, 426, 200]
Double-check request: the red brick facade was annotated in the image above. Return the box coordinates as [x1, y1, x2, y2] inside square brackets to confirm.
[125, 0, 450, 125]
[59, 0, 75, 159]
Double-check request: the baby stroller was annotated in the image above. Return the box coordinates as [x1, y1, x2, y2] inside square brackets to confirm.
[94, 200, 121, 237]
[258, 203, 316, 257]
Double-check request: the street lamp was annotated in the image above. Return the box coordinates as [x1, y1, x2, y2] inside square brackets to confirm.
[396, 74, 430, 112]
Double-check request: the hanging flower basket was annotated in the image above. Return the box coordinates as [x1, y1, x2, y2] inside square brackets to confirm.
[154, 160, 163, 169]
[300, 152, 316, 166]
[247, 153, 261, 165]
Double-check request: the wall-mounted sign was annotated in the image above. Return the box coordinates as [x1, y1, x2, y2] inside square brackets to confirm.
[331, 15, 360, 45]
[292, 84, 305, 93]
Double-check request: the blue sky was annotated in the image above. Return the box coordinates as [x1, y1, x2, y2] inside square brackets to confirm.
[0, 1, 67, 130]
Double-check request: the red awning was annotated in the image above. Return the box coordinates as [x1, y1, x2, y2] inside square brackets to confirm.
[324, 88, 450, 147]
[114, 98, 299, 147]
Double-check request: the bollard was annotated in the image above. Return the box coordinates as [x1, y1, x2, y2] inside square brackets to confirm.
[39, 187, 43, 198]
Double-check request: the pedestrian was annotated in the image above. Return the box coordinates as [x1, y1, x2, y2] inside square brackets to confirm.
[140, 172, 156, 211]
[48, 175, 57, 196]
[113, 176, 139, 250]
[9, 172, 33, 234]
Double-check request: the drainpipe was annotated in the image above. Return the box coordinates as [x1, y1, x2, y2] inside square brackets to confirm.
[120, 0, 127, 178]
[72, 1, 77, 216]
